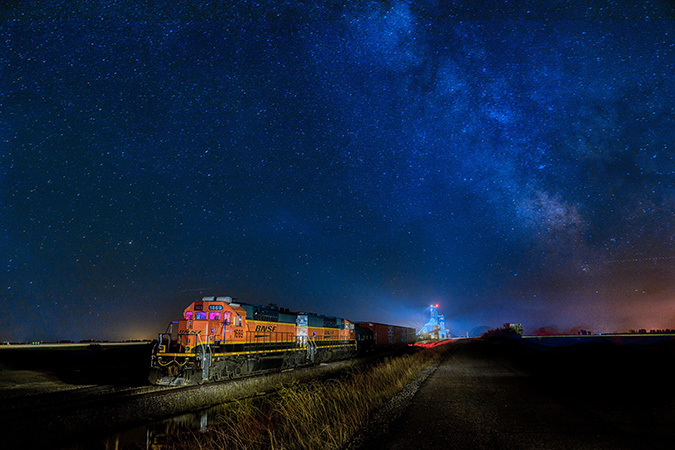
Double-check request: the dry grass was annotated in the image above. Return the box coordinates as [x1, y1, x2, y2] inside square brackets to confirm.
[165, 346, 445, 450]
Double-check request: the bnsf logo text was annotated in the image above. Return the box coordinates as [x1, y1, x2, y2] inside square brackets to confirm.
[255, 325, 277, 332]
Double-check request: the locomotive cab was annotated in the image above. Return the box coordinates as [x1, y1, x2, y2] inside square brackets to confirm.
[153, 298, 238, 355]
[179, 300, 225, 350]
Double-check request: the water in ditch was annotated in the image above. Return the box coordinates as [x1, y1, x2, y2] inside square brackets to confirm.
[63, 403, 231, 450]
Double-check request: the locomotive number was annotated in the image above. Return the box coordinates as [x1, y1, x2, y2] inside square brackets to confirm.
[234, 329, 244, 339]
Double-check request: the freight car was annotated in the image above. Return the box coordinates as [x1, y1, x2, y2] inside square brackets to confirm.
[357, 322, 417, 350]
[149, 296, 415, 386]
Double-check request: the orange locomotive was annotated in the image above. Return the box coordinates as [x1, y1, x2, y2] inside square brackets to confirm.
[149, 296, 356, 385]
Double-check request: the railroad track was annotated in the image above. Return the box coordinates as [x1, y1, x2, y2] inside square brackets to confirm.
[0, 364, 334, 430]
[0, 366, 291, 423]
[3, 350, 407, 419]
[2, 352, 405, 448]
[0, 383, 175, 420]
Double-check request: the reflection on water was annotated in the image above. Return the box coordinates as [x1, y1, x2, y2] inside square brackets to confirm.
[200, 410, 208, 433]
[87, 402, 232, 450]
[138, 409, 211, 449]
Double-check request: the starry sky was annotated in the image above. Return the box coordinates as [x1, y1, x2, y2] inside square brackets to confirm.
[2, 1, 675, 341]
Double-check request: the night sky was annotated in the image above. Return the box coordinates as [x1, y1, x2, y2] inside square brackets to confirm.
[2, 1, 675, 342]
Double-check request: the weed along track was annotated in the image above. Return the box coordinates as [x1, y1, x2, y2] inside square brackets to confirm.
[159, 345, 448, 450]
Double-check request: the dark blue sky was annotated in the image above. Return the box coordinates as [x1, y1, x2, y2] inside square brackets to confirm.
[2, 1, 675, 341]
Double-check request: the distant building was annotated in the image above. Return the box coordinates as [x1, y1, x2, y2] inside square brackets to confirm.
[418, 304, 448, 339]
[504, 323, 523, 335]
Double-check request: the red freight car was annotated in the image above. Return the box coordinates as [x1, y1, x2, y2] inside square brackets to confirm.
[357, 322, 416, 347]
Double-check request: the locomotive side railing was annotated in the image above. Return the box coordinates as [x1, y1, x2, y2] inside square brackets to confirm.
[243, 331, 296, 353]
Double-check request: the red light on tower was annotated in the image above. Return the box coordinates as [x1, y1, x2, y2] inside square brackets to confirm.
[435, 304, 439, 308]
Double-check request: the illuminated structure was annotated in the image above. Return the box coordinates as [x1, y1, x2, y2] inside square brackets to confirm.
[418, 304, 448, 340]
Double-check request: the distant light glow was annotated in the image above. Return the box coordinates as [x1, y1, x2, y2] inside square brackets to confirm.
[412, 340, 452, 349]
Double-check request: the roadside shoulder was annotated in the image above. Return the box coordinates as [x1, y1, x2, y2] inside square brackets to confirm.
[345, 359, 441, 450]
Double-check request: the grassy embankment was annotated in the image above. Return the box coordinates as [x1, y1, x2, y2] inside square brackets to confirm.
[167, 345, 447, 450]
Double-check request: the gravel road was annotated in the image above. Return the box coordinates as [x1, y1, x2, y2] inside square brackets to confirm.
[349, 338, 675, 450]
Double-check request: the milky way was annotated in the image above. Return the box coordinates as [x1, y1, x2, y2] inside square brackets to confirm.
[2, 1, 675, 341]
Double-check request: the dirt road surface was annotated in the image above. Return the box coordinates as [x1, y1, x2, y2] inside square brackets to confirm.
[359, 338, 675, 450]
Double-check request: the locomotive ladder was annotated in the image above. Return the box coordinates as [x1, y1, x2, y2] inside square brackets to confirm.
[196, 333, 212, 381]
[306, 337, 317, 363]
